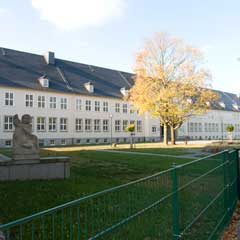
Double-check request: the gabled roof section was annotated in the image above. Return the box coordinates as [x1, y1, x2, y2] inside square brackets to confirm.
[0, 47, 239, 112]
[0, 47, 133, 98]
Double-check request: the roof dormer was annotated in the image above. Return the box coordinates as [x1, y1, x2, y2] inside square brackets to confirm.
[233, 104, 239, 110]
[120, 87, 129, 97]
[206, 101, 210, 107]
[84, 82, 94, 93]
[219, 102, 225, 108]
[38, 75, 49, 88]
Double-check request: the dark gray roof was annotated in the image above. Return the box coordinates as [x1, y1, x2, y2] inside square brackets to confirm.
[0, 47, 239, 112]
[0, 47, 133, 98]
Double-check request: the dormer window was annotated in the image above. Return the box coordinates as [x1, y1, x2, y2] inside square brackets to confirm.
[39, 75, 49, 88]
[233, 104, 239, 110]
[120, 87, 129, 97]
[219, 102, 225, 108]
[84, 82, 94, 93]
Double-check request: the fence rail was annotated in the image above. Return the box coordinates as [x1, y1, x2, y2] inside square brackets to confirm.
[0, 149, 239, 240]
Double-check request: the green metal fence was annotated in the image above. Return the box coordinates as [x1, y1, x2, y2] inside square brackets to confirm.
[0, 149, 239, 240]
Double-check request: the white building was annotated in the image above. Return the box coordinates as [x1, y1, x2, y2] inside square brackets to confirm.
[0, 48, 160, 147]
[0, 47, 239, 147]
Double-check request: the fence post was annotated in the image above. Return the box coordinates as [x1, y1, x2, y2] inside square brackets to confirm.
[223, 150, 231, 221]
[235, 149, 240, 200]
[172, 163, 180, 240]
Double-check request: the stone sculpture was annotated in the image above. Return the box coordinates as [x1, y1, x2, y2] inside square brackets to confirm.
[12, 114, 40, 160]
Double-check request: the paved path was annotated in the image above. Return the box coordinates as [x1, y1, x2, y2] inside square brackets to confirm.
[95, 149, 199, 159]
[0, 154, 11, 162]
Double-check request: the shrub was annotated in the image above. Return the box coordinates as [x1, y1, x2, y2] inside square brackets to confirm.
[226, 125, 234, 132]
[126, 124, 135, 132]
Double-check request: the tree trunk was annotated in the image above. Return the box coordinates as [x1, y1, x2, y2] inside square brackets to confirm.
[130, 134, 133, 149]
[163, 124, 168, 145]
[170, 126, 176, 145]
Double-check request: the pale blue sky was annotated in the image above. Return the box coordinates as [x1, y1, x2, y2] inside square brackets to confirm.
[0, 0, 240, 93]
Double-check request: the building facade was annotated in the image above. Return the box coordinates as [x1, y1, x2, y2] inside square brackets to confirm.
[0, 86, 161, 147]
[0, 47, 239, 147]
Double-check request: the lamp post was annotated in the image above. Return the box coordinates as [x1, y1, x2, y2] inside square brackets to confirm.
[221, 117, 223, 143]
[110, 114, 113, 146]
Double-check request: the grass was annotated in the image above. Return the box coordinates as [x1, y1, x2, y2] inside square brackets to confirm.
[0, 147, 195, 224]
[113, 147, 192, 155]
[0, 145, 236, 240]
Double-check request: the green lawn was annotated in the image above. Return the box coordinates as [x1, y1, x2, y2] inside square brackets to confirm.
[114, 147, 193, 155]
[0, 147, 233, 240]
[0, 147, 195, 224]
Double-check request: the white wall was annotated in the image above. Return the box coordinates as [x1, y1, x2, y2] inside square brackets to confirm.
[178, 110, 240, 140]
[0, 86, 160, 146]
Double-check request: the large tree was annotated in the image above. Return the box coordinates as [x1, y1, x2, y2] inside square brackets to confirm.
[128, 32, 218, 145]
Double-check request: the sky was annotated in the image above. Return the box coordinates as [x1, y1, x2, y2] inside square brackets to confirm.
[0, 0, 240, 93]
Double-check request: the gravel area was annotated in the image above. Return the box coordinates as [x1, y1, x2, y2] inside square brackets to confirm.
[221, 202, 240, 240]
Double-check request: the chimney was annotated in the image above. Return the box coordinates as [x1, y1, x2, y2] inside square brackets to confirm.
[44, 51, 55, 65]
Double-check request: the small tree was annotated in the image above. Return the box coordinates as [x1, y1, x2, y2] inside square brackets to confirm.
[126, 124, 135, 148]
[226, 125, 234, 142]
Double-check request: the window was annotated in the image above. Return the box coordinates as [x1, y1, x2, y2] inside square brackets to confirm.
[37, 117, 46, 131]
[115, 120, 121, 132]
[25, 94, 33, 107]
[86, 100, 91, 111]
[48, 117, 57, 132]
[31, 117, 34, 132]
[5, 92, 14, 106]
[130, 105, 135, 114]
[76, 99, 82, 111]
[198, 123, 202, 132]
[60, 118, 68, 131]
[4, 116, 13, 131]
[76, 139, 81, 144]
[39, 139, 44, 147]
[85, 119, 92, 131]
[94, 119, 101, 132]
[211, 123, 215, 132]
[204, 123, 208, 132]
[5, 140, 12, 147]
[60, 98, 67, 110]
[123, 104, 128, 113]
[137, 120, 142, 132]
[75, 118, 83, 131]
[208, 123, 212, 132]
[103, 102, 108, 112]
[50, 140, 55, 146]
[38, 96, 45, 108]
[115, 103, 120, 113]
[50, 97, 57, 109]
[61, 139, 66, 145]
[103, 119, 109, 132]
[194, 123, 198, 132]
[123, 120, 128, 131]
[130, 120, 135, 127]
[189, 122, 194, 132]
[152, 126, 157, 133]
[95, 101, 100, 111]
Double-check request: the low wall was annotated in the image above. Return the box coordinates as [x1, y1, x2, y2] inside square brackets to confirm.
[0, 157, 70, 181]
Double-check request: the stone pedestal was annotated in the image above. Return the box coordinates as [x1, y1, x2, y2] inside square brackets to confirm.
[0, 156, 70, 181]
